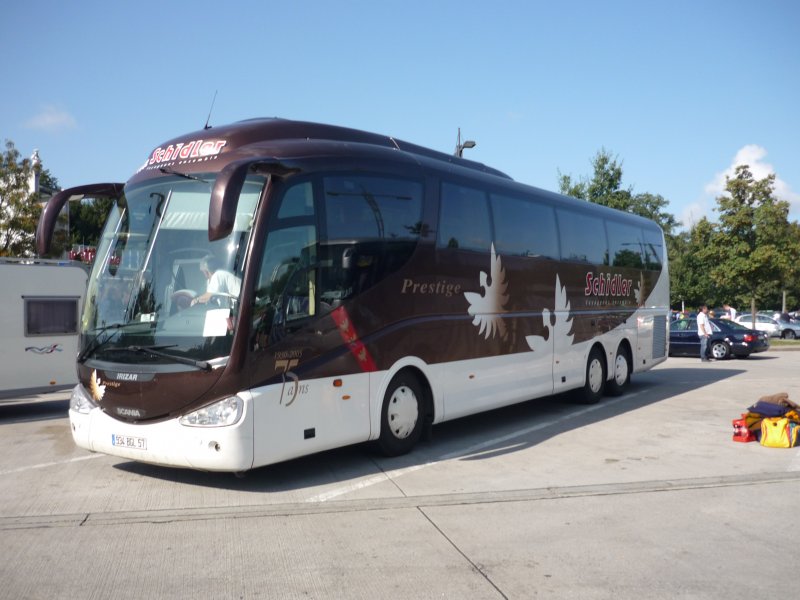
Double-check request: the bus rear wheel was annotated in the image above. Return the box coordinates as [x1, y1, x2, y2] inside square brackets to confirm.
[575, 347, 606, 404]
[378, 372, 423, 456]
[606, 345, 631, 396]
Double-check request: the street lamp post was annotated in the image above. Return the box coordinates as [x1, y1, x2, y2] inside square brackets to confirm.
[454, 128, 476, 158]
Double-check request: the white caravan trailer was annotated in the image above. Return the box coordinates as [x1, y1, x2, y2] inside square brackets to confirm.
[0, 258, 88, 399]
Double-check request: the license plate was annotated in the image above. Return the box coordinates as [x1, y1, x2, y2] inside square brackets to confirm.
[111, 434, 147, 450]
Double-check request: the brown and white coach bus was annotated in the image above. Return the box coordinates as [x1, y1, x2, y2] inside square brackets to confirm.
[37, 118, 669, 472]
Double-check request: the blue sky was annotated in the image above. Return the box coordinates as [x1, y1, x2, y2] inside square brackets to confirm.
[3, 0, 799, 227]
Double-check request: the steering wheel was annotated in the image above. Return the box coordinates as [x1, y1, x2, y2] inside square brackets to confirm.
[171, 289, 197, 311]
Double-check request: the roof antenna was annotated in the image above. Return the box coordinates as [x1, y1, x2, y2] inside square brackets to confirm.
[204, 90, 218, 130]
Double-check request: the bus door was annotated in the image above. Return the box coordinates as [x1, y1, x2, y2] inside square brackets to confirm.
[247, 180, 370, 465]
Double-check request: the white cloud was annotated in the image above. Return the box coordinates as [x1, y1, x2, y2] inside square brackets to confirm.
[704, 144, 800, 214]
[24, 105, 77, 133]
[679, 200, 713, 229]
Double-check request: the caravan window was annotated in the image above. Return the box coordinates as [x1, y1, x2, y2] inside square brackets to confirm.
[24, 297, 80, 336]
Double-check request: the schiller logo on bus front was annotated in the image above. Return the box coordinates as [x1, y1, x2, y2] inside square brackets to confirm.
[147, 139, 227, 166]
[584, 272, 633, 297]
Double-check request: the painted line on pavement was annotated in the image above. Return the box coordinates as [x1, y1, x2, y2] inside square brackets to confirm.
[0, 453, 103, 476]
[306, 390, 644, 502]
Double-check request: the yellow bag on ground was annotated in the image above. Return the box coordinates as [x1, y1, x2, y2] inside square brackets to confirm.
[760, 417, 800, 448]
[743, 411, 763, 432]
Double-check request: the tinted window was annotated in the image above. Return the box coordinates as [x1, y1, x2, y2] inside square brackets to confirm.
[670, 318, 695, 332]
[278, 181, 314, 219]
[491, 193, 559, 259]
[252, 182, 319, 345]
[606, 220, 644, 268]
[642, 227, 664, 271]
[25, 297, 79, 335]
[324, 176, 422, 240]
[556, 209, 608, 264]
[438, 183, 491, 251]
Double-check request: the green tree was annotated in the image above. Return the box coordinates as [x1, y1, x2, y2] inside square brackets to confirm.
[0, 140, 42, 257]
[703, 165, 800, 318]
[671, 218, 716, 309]
[558, 148, 678, 237]
[558, 148, 632, 211]
[70, 197, 113, 248]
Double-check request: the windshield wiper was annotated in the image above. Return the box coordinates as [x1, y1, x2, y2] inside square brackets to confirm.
[118, 345, 212, 371]
[78, 322, 132, 363]
[159, 167, 209, 184]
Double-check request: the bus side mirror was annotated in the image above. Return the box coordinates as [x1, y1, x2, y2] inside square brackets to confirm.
[209, 158, 302, 242]
[36, 183, 124, 256]
[209, 159, 250, 242]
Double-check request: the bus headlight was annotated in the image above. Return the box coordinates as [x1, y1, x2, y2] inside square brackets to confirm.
[179, 396, 243, 427]
[70, 384, 97, 415]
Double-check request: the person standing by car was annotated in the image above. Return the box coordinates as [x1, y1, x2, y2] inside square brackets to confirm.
[723, 303, 737, 320]
[697, 305, 713, 362]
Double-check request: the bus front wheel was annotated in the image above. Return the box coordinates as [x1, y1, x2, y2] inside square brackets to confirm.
[576, 347, 606, 404]
[378, 372, 423, 456]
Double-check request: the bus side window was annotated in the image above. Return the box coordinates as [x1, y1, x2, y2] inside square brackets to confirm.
[252, 182, 318, 346]
[556, 209, 608, 264]
[319, 175, 423, 303]
[491, 193, 558, 259]
[642, 227, 663, 271]
[606, 220, 644, 268]
[437, 182, 491, 251]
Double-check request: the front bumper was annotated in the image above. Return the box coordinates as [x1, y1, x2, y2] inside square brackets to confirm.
[69, 391, 255, 472]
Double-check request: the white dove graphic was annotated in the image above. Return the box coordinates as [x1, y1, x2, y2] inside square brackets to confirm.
[634, 273, 644, 306]
[89, 369, 106, 402]
[526, 275, 574, 353]
[464, 243, 509, 340]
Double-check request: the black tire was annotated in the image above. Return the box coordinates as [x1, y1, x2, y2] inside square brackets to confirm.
[782, 330, 796, 340]
[378, 372, 423, 457]
[575, 347, 606, 404]
[606, 345, 631, 396]
[710, 340, 730, 360]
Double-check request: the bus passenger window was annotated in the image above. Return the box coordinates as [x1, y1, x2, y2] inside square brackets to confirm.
[491, 193, 558, 259]
[642, 227, 663, 271]
[606, 220, 644, 268]
[556, 209, 608, 264]
[438, 183, 491, 251]
[323, 176, 422, 241]
[318, 175, 422, 304]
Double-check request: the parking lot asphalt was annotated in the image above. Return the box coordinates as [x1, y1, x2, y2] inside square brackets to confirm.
[1, 351, 799, 599]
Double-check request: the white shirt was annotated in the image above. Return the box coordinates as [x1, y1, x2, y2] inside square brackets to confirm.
[208, 270, 241, 297]
[697, 311, 712, 336]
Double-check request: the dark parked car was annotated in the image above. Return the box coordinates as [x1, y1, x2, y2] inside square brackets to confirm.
[669, 317, 770, 359]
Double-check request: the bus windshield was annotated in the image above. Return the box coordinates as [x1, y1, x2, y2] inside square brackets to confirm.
[80, 173, 264, 365]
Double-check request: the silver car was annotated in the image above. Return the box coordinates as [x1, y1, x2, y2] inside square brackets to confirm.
[736, 313, 800, 339]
